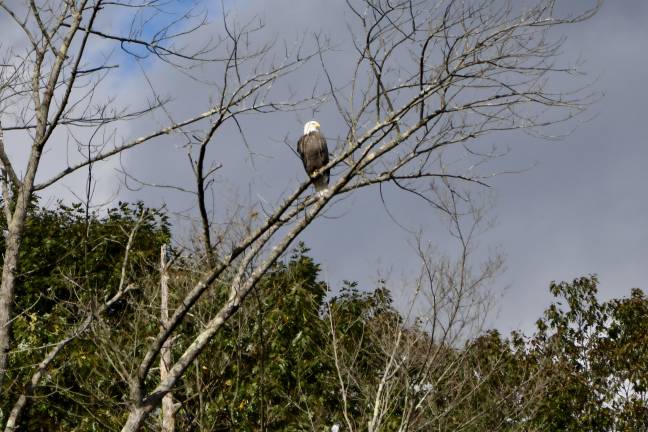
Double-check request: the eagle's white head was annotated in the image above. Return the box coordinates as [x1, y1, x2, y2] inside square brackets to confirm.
[303, 120, 321, 135]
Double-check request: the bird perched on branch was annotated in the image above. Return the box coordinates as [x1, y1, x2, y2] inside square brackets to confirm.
[297, 120, 329, 196]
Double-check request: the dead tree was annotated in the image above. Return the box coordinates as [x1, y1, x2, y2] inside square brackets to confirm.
[0, 0, 313, 415]
[0, 0, 211, 389]
[160, 244, 180, 432]
[0, 0, 600, 430]
[324, 186, 545, 432]
[117, 0, 600, 430]
[0, 1, 317, 430]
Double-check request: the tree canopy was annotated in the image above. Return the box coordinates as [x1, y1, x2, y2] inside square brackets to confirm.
[1, 201, 646, 431]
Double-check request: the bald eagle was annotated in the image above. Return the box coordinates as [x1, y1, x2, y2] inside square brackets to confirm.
[297, 120, 329, 194]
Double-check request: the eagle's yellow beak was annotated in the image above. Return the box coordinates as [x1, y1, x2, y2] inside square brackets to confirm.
[303, 120, 322, 135]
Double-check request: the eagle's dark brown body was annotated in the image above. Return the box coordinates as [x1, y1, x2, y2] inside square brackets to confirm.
[297, 130, 329, 192]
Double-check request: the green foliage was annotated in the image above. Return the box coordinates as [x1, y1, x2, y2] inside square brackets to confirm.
[3, 201, 647, 431]
[527, 277, 648, 431]
[1, 201, 169, 430]
[174, 242, 338, 431]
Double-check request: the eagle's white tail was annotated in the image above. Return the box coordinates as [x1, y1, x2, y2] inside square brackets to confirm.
[314, 175, 329, 194]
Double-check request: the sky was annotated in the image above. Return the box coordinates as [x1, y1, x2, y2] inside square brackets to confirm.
[1, 0, 646, 336]
[489, 0, 648, 332]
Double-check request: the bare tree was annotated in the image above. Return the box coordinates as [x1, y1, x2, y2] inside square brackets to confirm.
[119, 0, 600, 428]
[323, 185, 546, 432]
[0, 0, 600, 430]
[0, 0, 313, 413]
[0, 0, 213, 389]
[159, 244, 179, 432]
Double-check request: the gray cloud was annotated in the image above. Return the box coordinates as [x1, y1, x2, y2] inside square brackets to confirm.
[490, 0, 648, 333]
[2, 0, 645, 335]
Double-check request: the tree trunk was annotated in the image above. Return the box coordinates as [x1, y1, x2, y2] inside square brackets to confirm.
[160, 245, 177, 432]
[0, 192, 31, 389]
[121, 406, 149, 432]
